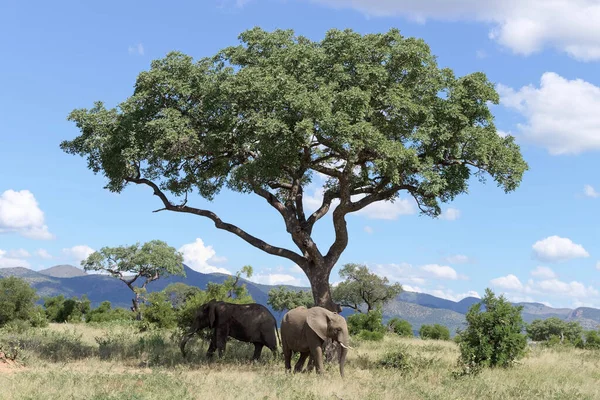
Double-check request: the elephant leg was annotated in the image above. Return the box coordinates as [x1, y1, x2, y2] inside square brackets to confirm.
[294, 352, 310, 373]
[206, 339, 217, 359]
[284, 348, 293, 372]
[309, 344, 324, 374]
[252, 343, 264, 361]
[215, 327, 228, 358]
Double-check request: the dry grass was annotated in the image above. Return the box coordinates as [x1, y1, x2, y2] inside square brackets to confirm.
[1, 324, 599, 399]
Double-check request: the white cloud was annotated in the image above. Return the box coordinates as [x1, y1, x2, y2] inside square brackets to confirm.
[355, 197, 416, 220]
[439, 208, 460, 221]
[35, 249, 52, 259]
[307, 0, 600, 61]
[443, 254, 472, 264]
[428, 289, 481, 302]
[128, 43, 144, 56]
[251, 273, 305, 286]
[0, 249, 30, 269]
[289, 264, 304, 274]
[364, 226, 374, 234]
[584, 184, 600, 198]
[532, 235, 589, 262]
[530, 266, 557, 279]
[531, 279, 599, 298]
[0, 190, 54, 240]
[490, 274, 524, 291]
[499, 73, 600, 155]
[8, 249, 30, 258]
[179, 238, 230, 275]
[62, 245, 95, 265]
[420, 264, 459, 280]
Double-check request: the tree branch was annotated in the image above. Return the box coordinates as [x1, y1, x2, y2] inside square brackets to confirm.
[124, 176, 307, 266]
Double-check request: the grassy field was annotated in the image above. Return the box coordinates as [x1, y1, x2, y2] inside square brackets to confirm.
[1, 323, 599, 400]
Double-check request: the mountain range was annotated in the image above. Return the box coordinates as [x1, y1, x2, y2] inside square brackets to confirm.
[1, 265, 599, 333]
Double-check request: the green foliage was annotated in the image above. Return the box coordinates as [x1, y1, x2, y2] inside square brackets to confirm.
[388, 318, 413, 337]
[141, 292, 177, 329]
[357, 330, 385, 341]
[347, 309, 386, 336]
[81, 240, 184, 314]
[44, 295, 91, 323]
[378, 345, 437, 375]
[0, 276, 42, 328]
[267, 286, 314, 312]
[456, 288, 527, 373]
[163, 283, 202, 309]
[333, 263, 402, 312]
[205, 266, 254, 304]
[86, 301, 134, 323]
[574, 330, 600, 350]
[526, 318, 583, 345]
[419, 324, 450, 340]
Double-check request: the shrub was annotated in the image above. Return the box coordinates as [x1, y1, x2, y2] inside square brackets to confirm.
[0, 277, 40, 328]
[357, 330, 385, 341]
[419, 324, 450, 340]
[347, 309, 385, 336]
[141, 292, 177, 329]
[456, 288, 527, 374]
[44, 295, 90, 323]
[378, 345, 437, 375]
[388, 318, 413, 337]
[86, 301, 134, 323]
[576, 330, 600, 349]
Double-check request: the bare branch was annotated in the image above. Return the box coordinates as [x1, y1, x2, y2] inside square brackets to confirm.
[124, 176, 307, 266]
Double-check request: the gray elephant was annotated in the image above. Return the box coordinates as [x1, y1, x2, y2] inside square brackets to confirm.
[281, 306, 351, 377]
[180, 300, 280, 361]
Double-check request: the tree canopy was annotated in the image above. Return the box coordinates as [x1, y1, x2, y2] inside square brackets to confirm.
[0, 276, 41, 327]
[332, 263, 402, 312]
[268, 286, 314, 312]
[81, 240, 184, 313]
[61, 27, 528, 310]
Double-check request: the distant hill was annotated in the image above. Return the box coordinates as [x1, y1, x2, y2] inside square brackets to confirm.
[2, 265, 600, 331]
[39, 265, 87, 278]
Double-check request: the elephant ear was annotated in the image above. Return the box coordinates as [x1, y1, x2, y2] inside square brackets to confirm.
[307, 307, 331, 341]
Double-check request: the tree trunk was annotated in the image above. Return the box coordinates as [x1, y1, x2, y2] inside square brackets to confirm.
[132, 295, 141, 321]
[306, 264, 340, 312]
[306, 262, 342, 364]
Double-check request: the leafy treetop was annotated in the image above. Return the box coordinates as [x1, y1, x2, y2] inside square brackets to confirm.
[332, 263, 402, 312]
[268, 286, 314, 312]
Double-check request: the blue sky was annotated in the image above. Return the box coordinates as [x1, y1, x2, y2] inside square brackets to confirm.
[1, 0, 599, 308]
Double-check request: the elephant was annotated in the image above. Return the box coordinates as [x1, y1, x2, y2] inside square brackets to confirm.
[281, 306, 351, 377]
[180, 300, 280, 361]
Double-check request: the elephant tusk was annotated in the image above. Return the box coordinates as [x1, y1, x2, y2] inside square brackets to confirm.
[339, 343, 353, 350]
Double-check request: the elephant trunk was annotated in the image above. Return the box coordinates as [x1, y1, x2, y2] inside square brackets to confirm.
[180, 334, 193, 358]
[338, 345, 348, 378]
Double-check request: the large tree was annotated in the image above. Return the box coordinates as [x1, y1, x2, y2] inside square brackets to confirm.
[82, 240, 184, 315]
[61, 28, 527, 311]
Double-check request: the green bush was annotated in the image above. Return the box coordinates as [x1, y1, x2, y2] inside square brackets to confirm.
[44, 295, 91, 323]
[347, 309, 385, 336]
[86, 301, 134, 323]
[456, 288, 527, 374]
[358, 330, 385, 341]
[141, 292, 177, 329]
[0, 276, 42, 328]
[576, 330, 600, 349]
[388, 318, 413, 337]
[378, 345, 437, 375]
[419, 324, 450, 340]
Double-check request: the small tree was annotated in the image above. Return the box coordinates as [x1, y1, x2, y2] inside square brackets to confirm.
[457, 288, 526, 372]
[0, 276, 42, 327]
[206, 265, 254, 303]
[44, 295, 91, 323]
[526, 318, 583, 344]
[419, 324, 450, 340]
[388, 318, 413, 337]
[163, 283, 202, 309]
[332, 263, 402, 313]
[268, 286, 314, 312]
[82, 240, 184, 316]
